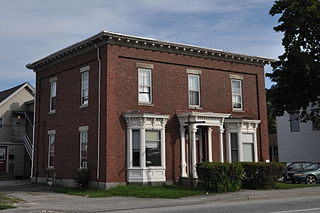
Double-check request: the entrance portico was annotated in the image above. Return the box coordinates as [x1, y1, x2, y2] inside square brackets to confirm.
[177, 112, 230, 178]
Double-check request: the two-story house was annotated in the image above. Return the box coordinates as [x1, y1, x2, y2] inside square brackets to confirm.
[0, 82, 34, 177]
[27, 31, 273, 188]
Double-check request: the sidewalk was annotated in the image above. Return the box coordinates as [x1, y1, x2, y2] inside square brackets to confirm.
[1, 180, 320, 213]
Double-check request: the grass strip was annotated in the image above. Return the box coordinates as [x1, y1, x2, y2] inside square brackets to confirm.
[275, 182, 320, 189]
[0, 193, 21, 210]
[56, 185, 207, 199]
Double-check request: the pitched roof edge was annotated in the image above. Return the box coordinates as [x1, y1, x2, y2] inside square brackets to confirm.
[26, 31, 275, 71]
[0, 82, 35, 107]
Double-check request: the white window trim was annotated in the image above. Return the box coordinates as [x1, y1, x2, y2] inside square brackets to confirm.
[80, 70, 89, 107]
[123, 113, 169, 183]
[79, 127, 89, 169]
[188, 74, 201, 107]
[231, 79, 243, 111]
[49, 79, 57, 113]
[138, 68, 152, 104]
[47, 130, 56, 169]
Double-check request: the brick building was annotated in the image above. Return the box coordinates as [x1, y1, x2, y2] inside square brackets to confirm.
[27, 31, 273, 188]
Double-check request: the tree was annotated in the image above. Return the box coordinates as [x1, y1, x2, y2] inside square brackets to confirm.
[268, 0, 320, 121]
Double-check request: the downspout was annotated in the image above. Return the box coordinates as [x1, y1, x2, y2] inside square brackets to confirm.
[96, 44, 102, 185]
[30, 78, 36, 180]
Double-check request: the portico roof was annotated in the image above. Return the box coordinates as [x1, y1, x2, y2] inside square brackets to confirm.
[177, 111, 231, 127]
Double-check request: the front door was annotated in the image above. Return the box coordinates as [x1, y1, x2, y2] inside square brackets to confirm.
[0, 146, 7, 173]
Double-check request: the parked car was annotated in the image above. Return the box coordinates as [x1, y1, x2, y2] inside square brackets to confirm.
[283, 161, 313, 182]
[290, 163, 320, 184]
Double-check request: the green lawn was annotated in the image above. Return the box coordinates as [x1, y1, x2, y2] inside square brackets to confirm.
[56, 185, 207, 198]
[0, 193, 20, 210]
[275, 182, 320, 189]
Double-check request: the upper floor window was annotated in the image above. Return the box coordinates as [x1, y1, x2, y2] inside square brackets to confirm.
[79, 127, 88, 169]
[138, 68, 152, 103]
[81, 71, 89, 105]
[188, 74, 200, 107]
[0, 118, 3, 128]
[231, 79, 243, 110]
[48, 130, 56, 168]
[49, 78, 57, 113]
[289, 113, 300, 132]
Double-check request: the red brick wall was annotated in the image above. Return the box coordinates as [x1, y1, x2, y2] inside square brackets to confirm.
[34, 43, 269, 183]
[105, 44, 269, 182]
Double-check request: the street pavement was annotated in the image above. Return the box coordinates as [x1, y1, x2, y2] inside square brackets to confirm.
[1, 179, 320, 213]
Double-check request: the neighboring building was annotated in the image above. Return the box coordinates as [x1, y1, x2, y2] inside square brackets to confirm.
[26, 31, 272, 188]
[277, 112, 320, 162]
[0, 83, 34, 177]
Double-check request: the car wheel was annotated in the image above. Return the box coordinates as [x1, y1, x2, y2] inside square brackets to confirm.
[305, 175, 317, 184]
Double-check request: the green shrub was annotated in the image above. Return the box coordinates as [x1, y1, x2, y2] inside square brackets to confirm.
[241, 162, 285, 189]
[75, 169, 90, 188]
[196, 162, 244, 192]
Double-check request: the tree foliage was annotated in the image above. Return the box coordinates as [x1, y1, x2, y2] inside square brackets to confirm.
[268, 0, 320, 121]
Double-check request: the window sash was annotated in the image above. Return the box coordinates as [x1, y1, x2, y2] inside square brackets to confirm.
[145, 130, 161, 167]
[48, 134, 55, 168]
[231, 79, 243, 110]
[80, 130, 88, 169]
[188, 75, 200, 106]
[138, 68, 152, 103]
[230, 133, 238, 162]
[50, 81, 57, 112]
[243, 143, 254, 162]
[81, 71, 89, 105]
[289, 114, 300, 132]
[132, 130, 140, 167]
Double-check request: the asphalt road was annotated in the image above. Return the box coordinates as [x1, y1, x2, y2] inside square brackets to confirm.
[112, 196, 320, 213]
[2, 180, 320, 213]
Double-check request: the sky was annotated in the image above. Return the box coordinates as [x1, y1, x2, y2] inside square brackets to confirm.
[0, 0, 283, 91]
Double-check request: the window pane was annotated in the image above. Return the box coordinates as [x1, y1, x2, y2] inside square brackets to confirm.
[232, 150, 238, 162]
[132, 130, 140, 167]
[48, 134, 55, 167]
[189, 91, 199, 106]
[231, 133, 238, 149]
[139, 93, 150, 103]
[231, 79, 242, 109]
[0, 118, 2, 128]
[138, 69, 151, 103]
[242, 134, 253, 143]
[188, 75, 199, 91]
[289, 114, 300, 132]
[243, 143, 254, 162]
[51, 81, 56, 97]
[146, 131, 161, 167]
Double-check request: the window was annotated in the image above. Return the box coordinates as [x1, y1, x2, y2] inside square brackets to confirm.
[242, 133, 254, 162]
[188, 74, 200, 106]
[79, 130, 88, 169]
[0, 118, 3, 128]
[50, 80, 57, 112]
[132, 130, 140, 167]
[138, 68, 152, 103]
[81, 71, 89, 105]
[146, 131, 161, 167]
[312, 120, 320, 130]
[231, 79, 243, 110]
[48, 131, 55, 168]
[230, 133, 238, 162]
[289, 114, 300, 132]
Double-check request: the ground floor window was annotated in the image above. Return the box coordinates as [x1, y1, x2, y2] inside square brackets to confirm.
[132, 130, 140, 167]
[242, 133, 254, 162]
[79, 129, 88, 169]
[48, 131, 55, 168]
[146, 130, 161, 167]
[231, 133, 238, 162]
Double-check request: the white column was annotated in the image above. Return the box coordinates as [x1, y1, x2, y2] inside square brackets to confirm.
[253, 132, 258, 162]
[161, 128, 166, 167]
[190, 125, 197, 178]
[140, 127, 146, 168]
[226, 131, 232, 163]
[207, 128, 213, 162]
[180, 126, 187, 177]
[199, 129, 203, 161]
[219, 127, 224, 162]
[237, 131, 243, 162]
[127, 127, 132, 168]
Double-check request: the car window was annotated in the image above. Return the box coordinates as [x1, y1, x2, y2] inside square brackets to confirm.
[290, 163, 302, 170]
[302, 163, 313, 168]
[305, 163, 320, 170]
